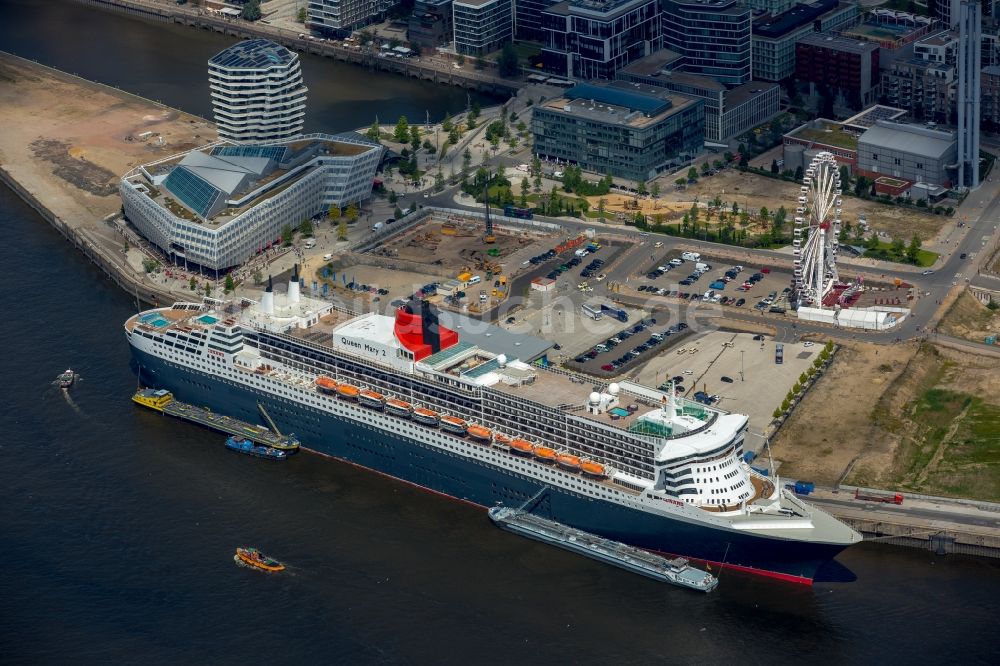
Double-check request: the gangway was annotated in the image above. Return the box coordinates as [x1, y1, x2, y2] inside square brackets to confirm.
[258, 401, 283, 436]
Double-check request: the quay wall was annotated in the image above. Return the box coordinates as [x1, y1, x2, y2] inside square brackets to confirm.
[71, 0, 522, 96]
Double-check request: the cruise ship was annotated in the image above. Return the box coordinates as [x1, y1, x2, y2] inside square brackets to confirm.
[125, 270, 862, 584]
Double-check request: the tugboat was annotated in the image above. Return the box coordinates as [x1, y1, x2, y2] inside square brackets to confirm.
[225, 435, 288, 461]
[57, 368, 76, 389]
[234, 547, 285, 572]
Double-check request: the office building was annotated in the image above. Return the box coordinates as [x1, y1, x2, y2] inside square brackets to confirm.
[741, 0, 796, 16]
[531, 80, 704, 180]
[957, 0, 981, 188]
[308, 0, 398, 36]
[751, 0, 859, 81]
[409, 0, 454, 47]
[453, 0, 514, 57]
[795, 33, 880, 112]
[119, 135, 383, 271]
[661, 0, 752, 85]
[208, 40, 308, 143]
[539, 0, 661, 80]
[856, 121, 957, 188]
[515, 0, 560, 41]
[982, 66, 1000, 132]
[618, 51, 780, 144]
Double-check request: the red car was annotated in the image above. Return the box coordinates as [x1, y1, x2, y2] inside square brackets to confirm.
[761, 267, 771, 274]
[601, 364, 615, 371]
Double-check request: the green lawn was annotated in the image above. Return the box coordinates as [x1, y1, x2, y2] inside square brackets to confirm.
[863, 239, 938, 267]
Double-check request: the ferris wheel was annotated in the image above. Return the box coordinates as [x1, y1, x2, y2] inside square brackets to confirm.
[792, 152, 843, 308]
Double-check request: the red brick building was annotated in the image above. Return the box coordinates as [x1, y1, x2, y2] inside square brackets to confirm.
[795, 33, 880, 112]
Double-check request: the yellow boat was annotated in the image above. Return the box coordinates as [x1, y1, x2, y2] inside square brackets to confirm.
[132, 388, 174, 411]
[235, 547, 285, 572]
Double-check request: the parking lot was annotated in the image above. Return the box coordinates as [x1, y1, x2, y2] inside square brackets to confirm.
[634, 250, 796, 313]
[630, 331, 820, 446]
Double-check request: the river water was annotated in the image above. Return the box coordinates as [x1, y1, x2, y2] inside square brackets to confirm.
[2, 2, 1000, 664]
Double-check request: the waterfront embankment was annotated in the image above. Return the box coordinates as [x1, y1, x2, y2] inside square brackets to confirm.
[71, 0, 522, 96]
[0, 51, 216, 304]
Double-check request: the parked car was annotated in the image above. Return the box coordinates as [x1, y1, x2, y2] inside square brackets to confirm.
[601, 364, 615, 371]
[721, 376, 734, 383]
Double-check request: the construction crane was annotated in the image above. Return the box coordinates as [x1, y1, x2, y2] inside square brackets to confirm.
[482, 170, 496, 244]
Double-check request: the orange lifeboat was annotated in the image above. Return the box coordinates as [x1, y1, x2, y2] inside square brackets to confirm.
[315, 376, 338, 394]
[440, 415, 468, 434]
[467, 424, 492, 441]
[556, 454, 582, 471]
[413, 407, 440, 425]
[359, 389, 385, 409]
[493, 433, 512, 450]
[581, 461, 607, 478]
[510, 438, 533, 455]
[337, 384, 360, 399]
[533, 446, 557, 463]
[385, 398, 413, 418]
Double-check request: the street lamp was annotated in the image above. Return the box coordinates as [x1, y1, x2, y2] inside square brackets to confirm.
[740, 350, 745, 382]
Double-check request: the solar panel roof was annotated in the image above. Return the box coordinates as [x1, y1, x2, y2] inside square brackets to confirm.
[209, 39, 295, 69]
[163, 166, 224, 219]
[211, 145, 288, 162]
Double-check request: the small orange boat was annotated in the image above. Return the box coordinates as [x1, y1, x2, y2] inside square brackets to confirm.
[533, 446, 557, 462]
[493, 433, 512, 449]
[510, 438, 533, 455]
[581, 461, 607, 478]
[315, 376, 338, 393]
[359, 390, 385, 408]
[235, 547, 285, 572]
[556, 453, 582, 471]
[440, 415, 468, 434]
[467, 424, 492, 441]
[337, 384, 359, 399]
[385, 398, 412, 417]
[413, 407, 440, 425]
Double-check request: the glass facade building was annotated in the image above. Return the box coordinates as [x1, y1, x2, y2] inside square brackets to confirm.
[660, 0, 751, 86]
[453, 0, 514, 57]
[539, 0, 662, 81]
[531, 81, 704, 181]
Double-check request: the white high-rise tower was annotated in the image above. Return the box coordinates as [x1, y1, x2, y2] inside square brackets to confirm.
[208, 40, 308, 143]
[957, 0, 981, 189]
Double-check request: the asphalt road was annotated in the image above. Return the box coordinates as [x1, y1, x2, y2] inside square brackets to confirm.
[807, 495, 1000, 531]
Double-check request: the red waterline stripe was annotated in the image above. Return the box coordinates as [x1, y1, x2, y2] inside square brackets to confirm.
[300, 446, 814, 585]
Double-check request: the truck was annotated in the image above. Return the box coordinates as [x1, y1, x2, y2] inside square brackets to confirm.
[775, 342, 784, 365]
[854, 488, 904, 505]
[600, 304, 629, 322]
[785, 481, 815, 496]
[581, 303, 604, 320]
[503, 205, 534, 220]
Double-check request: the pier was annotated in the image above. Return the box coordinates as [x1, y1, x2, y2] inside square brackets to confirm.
[133, 389, 300, 451]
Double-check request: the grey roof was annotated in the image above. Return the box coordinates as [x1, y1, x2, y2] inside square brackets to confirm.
[797, 32, 879, 54]
[209, 39, 295, 69]
[177, 151, 270, 195]
[437, 311, 554, 363]
[858, 121, 956, 159]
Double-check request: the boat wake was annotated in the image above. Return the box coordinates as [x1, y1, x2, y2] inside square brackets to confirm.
[61, 389, 87, 419]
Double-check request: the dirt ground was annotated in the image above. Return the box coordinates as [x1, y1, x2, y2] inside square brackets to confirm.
[368, 218, 543, 269]
[644, 169, 950, 245]
[770, 339, 1000, 500]
[938, 289, 1000, 343]
[0, 54, 215, 224]
[768, 341, 918, 486]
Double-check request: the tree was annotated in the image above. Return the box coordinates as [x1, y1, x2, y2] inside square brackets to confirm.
[686, 166, 698, 181]
[224, 274, 235, 294]
[738, 154, 748, 170]
[345, 203, 359, 222]
[281, 224, 294, 246]
[520, 177, 529, 206]
[650, 182, 660, 198]
[189, 276, 197, 291]
[434, 170, 444, 192]
[441, 114, 453, 133]
[366, 119, 381, 142]
[597, 198, 606, 220]
[299, 218, 314, 237]
[358, 30, 374, 46]
[297, 7, 307, 22]
[905, 234, 922, 263]
[253, 270, 263, 286]
[337, 218, 348, 241]
[141, 258, 159, 274]
[394, 116, 410, 143]
[410, 125, 421, 153]
[205, 283, 212, 297]
[839, 165, 851, 187]
[771, 159, 780, 175]
[854, 175, 869, 198]
[389, 37, 402, 49]
[701, 162, 710, 176]
[794, 165, 804, 182]
[637, 181, 647, 196]
[240, 0, 261, 21]
[579, 199, 590, 214]
[773, 407, 783, 419]
[498, 42, 519, 77]
[890, 236, 905, 257]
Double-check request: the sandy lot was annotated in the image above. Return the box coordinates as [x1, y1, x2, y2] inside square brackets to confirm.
[938, 289, 1000, 343]
[0, 54, 215, 225]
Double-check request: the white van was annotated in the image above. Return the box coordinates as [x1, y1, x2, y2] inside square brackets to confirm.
[681, 251, 701, 261]
[304, 238, 317, 249]
[468, 275, 482, 285]
[372, 222, 384, 231]
[695, 262, 710, 271]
